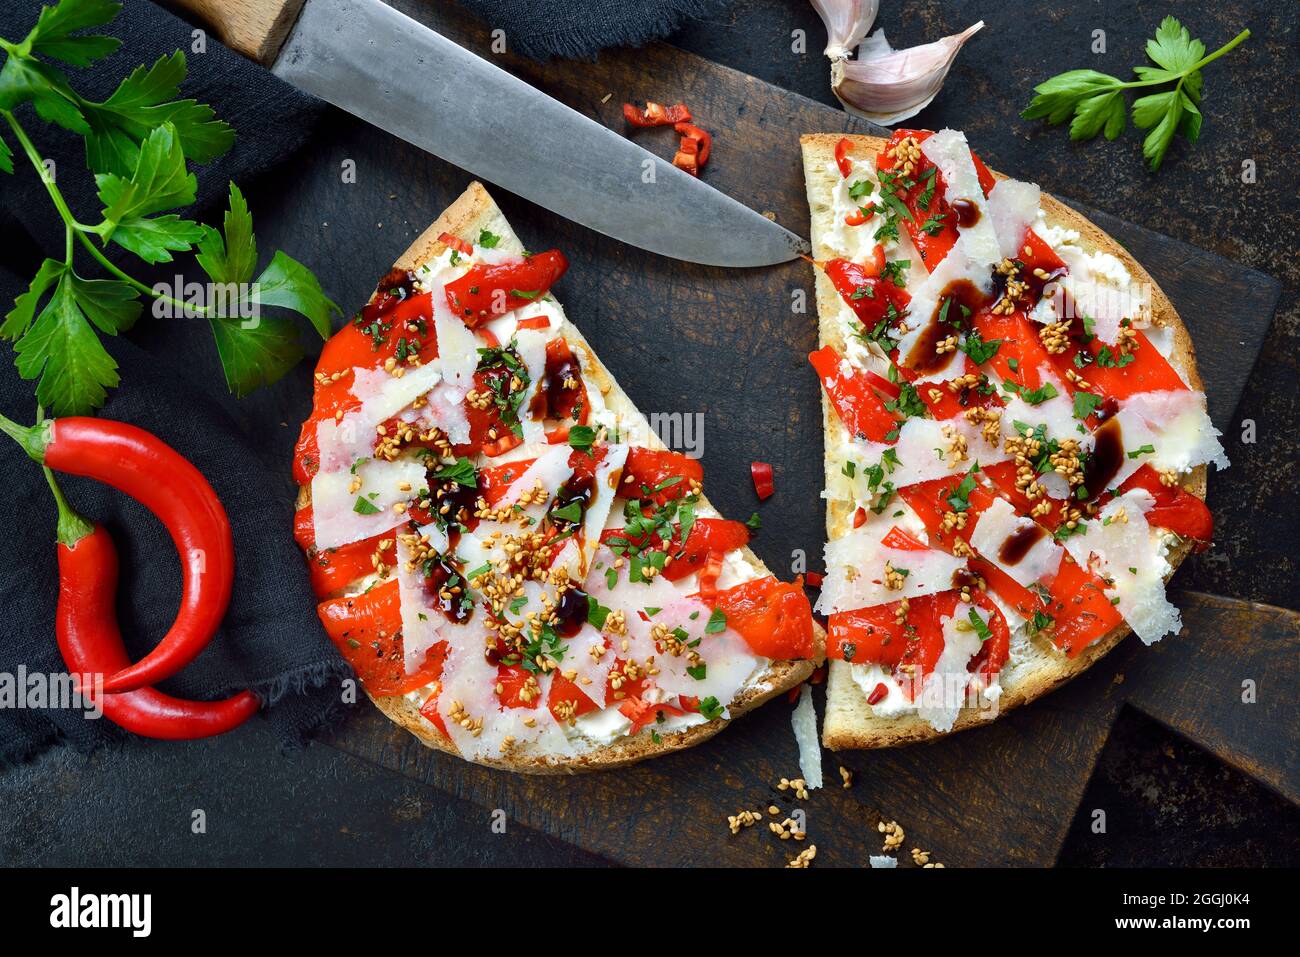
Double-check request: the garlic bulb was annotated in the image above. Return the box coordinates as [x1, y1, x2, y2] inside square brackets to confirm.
[809, 0, 879, 60]
[831, 21, 985, 125]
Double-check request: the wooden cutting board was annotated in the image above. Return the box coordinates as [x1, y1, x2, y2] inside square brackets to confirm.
[239, 1, 1290, 866]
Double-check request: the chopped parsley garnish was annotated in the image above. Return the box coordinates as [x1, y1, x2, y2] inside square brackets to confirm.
[1031, 610, 1055, 632]
[745, 512, 762, 530]
[1072, 391, 1103, 420]
[967, 608, 993, 642]
[687, 663, 708, 681]
[431, 456, 478, 487]
[698, 696, 725, 720]
[960, 330, 1002, 365]
[885, 382, 928, 420]
[881, 259, 911, 288]
[705, 608, 727, 634]
[920, 213, 947, 236]
[946, 468, 980, 512]
[1128, 444, 1155, 459]
[475, 340, 531, 438]
[916, 167, 939, 209]
[567, 424, 598, 456]
[1019, 382, 1059, 405]
[353, 496, 381, 515]
[477, 229, 501, 248]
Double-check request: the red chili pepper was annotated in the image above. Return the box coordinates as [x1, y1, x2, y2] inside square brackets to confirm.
[45, 470, 257, 739]
[672, 139, 700, 176]
[35, 417, 233, 693]
[623, 101, 692, 127]
[751, 461, 775, 500]
[437, 231, 473, 257]
[834, 137, 855, 177]
[867, 682, 889, 705]
[674, 122, 712, 165]
[696, 551, 725, 600]
[805, 571, 823, 588]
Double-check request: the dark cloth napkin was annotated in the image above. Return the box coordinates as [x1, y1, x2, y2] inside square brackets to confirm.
[0, 0, 726, 765]
[457, 0, 731, 60]
[0, 0, 343, 764]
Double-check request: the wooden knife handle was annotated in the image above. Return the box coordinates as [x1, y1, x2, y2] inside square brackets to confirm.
[165, 0, 307, 65]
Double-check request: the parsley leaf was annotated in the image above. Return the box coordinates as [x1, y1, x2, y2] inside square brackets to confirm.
[698, 696, 725, 720]
[11, 267, 137, 415]
[1072, 390, 1103, 420]
[432, 456, 478, 487]
[1022, 16, 1250, 171]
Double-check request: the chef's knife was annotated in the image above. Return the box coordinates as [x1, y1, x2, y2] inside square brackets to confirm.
[169, 0, 809, 267]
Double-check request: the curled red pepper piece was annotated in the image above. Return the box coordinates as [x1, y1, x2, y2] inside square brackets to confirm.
[3, 414, 234, 695]
[623, 101, 692, 127]
[751, 461, 775, 500]
[48, 476, 257, 740]
[443, 250, 569, 328]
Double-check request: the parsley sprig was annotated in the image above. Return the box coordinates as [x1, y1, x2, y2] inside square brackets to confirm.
[1022, 16, 1250, 171]
[0, 0, 338, 414]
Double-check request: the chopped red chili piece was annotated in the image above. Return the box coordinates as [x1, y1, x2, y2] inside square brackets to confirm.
[751, 461, 775, 500]
[437, 231, 473, 257]
[623, 101, 692, 127]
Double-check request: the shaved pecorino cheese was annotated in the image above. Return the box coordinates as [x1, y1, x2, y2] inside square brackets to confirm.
[1122, 389, 1229, 472]
[1064, 490, 1181, 644]
[986, 178, 1041, 261]
[513, 328, 550, 446]
[914, 607, 984, 732]
[311, 455, 426, 549]
[496, 444, 572, 513]
[817, 523, 967, 614]
[644, 596, 765, 704]
[431, 293, 479, 392]
[921, 130, 1002, 264]
[968, 496, 1064, 587]
[883, 416, 1011, 490]
[791, 683, 823, 790]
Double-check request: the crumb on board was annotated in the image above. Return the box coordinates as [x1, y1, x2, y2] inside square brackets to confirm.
[839, 766, 853, 789]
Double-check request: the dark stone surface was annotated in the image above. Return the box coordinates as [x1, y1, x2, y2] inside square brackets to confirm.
[1, 0, 1295, 868]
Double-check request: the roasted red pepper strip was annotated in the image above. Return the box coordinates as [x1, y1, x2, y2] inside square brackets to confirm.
[443, 250, 569, 328]
[707, 576, 815, 659]
[751, 461, 775, 500]
[620, 446, 703, 504]
[2, 414, 235, 695]
[606, 517, 751, 582]
[822, 257, 911, 332]
[317, 579, 445, 695]
[293, 505, 395, 598]
[808, 345, 899, 442]
[46, 475, 258, 740]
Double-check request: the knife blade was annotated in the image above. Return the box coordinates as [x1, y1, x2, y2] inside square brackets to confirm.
[180, 0, 810, 267]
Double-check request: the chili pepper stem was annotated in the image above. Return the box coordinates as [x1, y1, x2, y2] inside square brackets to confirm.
[0, 410, 49, 462]
[42, 466, 94, 547]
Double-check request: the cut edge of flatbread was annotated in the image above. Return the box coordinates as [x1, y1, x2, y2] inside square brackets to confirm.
[800, 133, 1206, 751]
